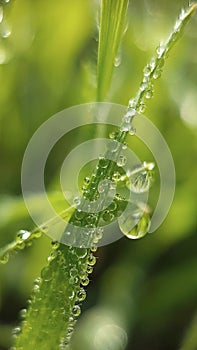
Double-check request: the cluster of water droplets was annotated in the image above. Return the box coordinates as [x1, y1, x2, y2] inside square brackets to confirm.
[0, 228, 43, 265]
[0, 0, 12, 64]
[120, 109, 136, 133]
[12, 238, 99, 348]
[127, 5, 193, 116]
[116, 161, 154, 240]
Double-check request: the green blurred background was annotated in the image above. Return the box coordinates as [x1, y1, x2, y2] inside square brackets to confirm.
[0, 0, 197, 349]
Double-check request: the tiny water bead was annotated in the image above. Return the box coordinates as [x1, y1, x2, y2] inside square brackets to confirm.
[84, 176, 90, 185]
[112, 171, 121, 182]
[75, 209, 85, 220]
[16, 230, 31, 241]
[73, 196, 81, 206]
[90, 245, 97, 253]
[75, 247, 87, 259]
[156, 42, 165, 58]
[0, 252, 9, 264]
[87, 265, 93, 274]
[51, 240, 60, 249]
[19, 309, 27, 320]
[143, 57, 156, 77]
[153, 67, 162, 80]
[41, 266, 53, 282]
[12, 327, 21, 336]
[138, 102, 146, 113]
[117, 155, 127, 167]
[114, 54, 121, 67]
[129, 127, 136, 136]
[77, 288, 86, 302]
[108, 139, 119, 153]
[98, 179, 110, 193]
[80, 276, 90, 286]
[72, 305, 81, 317]
[99, 156, 109, 169]
[102, 210, 114, 222]
[87, 253, 97, 266]
[145, 89, 154, 99]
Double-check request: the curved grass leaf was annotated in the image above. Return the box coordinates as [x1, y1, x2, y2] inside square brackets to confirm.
[5, 2, 197, 349]
[180, 312, 197, 350]
[97, 0, 129, 101]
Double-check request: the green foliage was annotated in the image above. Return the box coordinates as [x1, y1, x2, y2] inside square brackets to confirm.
[0, 1, 197, 350]
[97, 0, 129, 101]
[181, 312, 197, 350]
[14, 243, 96, 349]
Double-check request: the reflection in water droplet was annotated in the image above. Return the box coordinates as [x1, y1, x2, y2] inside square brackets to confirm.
[117, 155, 127, 167]
[119, 212, 150, 240]
[17, 229, 31, 241]
[41, 266, 53, 282]
[77, 288, 86, 302]
[128, 98, 137, 108]
[118, 203, 141, 235]
[156, 42, 165, 58]
[108, 139, 119, 153]
[127, 162, 154, 193]
[114, 55, 121, 67]
[81, 276, 89, 286]
[72, 305, 81, 317]
[129, 127, 136, 136]
[99, 157, 108, 168]
[114, 49, 122, 67]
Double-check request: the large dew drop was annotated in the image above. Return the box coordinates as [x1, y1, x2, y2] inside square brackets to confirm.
[118, 212, 151, 240]
[127, 162, 154, 193]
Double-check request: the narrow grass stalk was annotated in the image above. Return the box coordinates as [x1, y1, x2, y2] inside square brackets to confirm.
[180, 312, 197, 350]
[97, 0, 129, 101]
[0, 3, 195, 349]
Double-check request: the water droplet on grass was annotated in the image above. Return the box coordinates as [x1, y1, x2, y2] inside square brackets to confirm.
[102, 210, 114, 222]
[17, 230, 31, 241]
[128, 98, 137, 108]
[41, 266, 53, 281]
[81, 275, 90, 286]
[127, 162, 154, 193]
[72, 305, 81, 317]
[108, 139, 119, 153]
[117, 155, 127, 167]
[153, 68, 162, 79]
[19, 309, 27, 320]
[75, 247, 87, 259]
[77, 288, 86, 301]
[114, 50, 122, 67]
[129, 127, 136, 136]
[73, 196, 81, 206]
[156, 42, 165, 58]
[119, 212, 150, 240]
[0, 252, 9, 264]
[88, 253, 96, 266]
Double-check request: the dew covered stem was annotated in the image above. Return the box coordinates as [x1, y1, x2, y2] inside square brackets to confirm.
[9, 3, 197, 350]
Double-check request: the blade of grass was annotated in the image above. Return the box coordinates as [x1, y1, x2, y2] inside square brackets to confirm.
[180, 312, 197, 350]
[97, 0, 129, 101]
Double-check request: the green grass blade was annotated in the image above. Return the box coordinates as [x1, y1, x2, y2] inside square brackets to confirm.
[97, 0, 129, 101]
[14, 244, 95, 349]
[180, 312, 197, 350]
